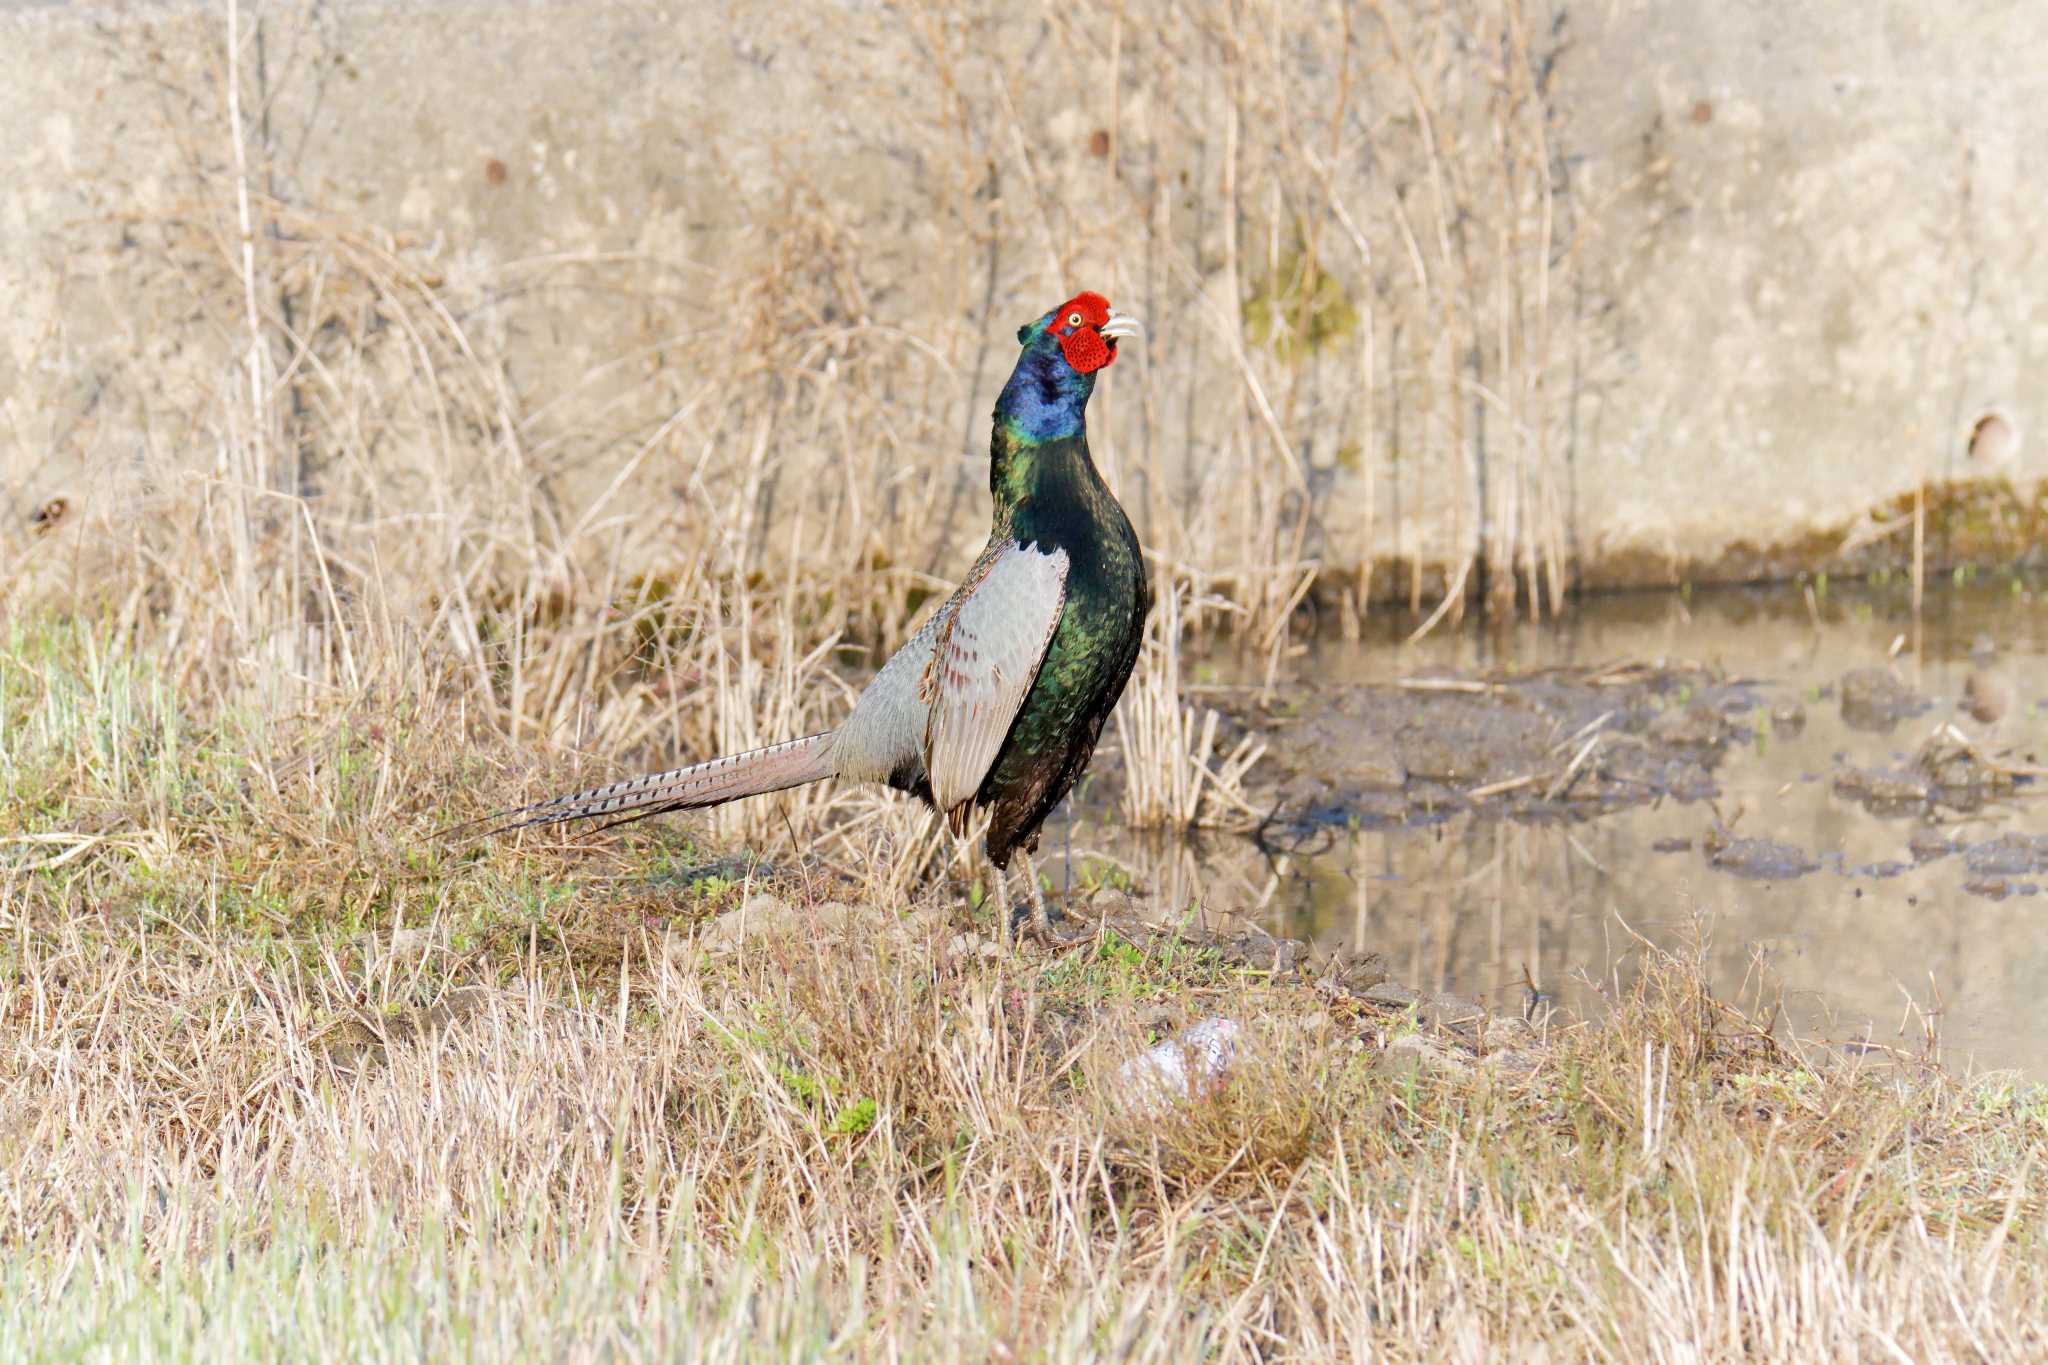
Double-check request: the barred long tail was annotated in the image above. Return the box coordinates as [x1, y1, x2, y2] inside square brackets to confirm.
[474, 731, 839, 837]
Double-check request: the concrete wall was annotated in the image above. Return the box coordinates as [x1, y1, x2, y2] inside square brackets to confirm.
[1564, 2, 2047, 584]
[3, 0, 2044, 606]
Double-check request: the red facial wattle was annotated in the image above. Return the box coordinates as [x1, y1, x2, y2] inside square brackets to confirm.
[1052, 290, 1118, 374]
[1059, 327, 1113, 373]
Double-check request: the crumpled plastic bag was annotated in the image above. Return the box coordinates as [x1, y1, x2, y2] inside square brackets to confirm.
[1114, 1017, 1242, 1113]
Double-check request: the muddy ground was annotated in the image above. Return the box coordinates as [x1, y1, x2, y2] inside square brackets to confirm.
[1211, 660, 2042, 898]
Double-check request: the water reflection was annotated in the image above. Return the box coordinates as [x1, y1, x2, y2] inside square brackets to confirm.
[1060, 577, 2048, 1075]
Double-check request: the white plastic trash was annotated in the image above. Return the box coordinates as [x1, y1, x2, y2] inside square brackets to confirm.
[1115, 1017, 1243, 1112]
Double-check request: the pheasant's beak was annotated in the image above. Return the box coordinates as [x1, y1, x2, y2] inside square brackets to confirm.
[1098, 310, 1144, 342]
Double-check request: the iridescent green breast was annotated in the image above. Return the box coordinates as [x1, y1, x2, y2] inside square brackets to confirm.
[977, 435, 1150, 862]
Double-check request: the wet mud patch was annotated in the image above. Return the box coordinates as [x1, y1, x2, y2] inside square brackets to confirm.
[1231, 661, 1760, 831]
[1207, 656, 2048, 900]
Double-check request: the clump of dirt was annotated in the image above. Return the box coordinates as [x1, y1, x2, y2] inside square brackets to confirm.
[1702, 824, 1822, 880]
[1955, 832, 2048, 900]
[1647, 702, 1732, 747]
[1908, 825, 1958, 863]
[1235, 662, 1756, 829]
[1963, 832, 2048, 878]
[1914, 730, 2022, 810]
[1832, 766, 1932, 814]
[1964, 876, 2042, 901]
[1837, 667, 1930, 733]
[1833, 729, 2025, 817]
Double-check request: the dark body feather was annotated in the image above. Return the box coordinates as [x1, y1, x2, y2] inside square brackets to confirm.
[975, 425, 1150, 865]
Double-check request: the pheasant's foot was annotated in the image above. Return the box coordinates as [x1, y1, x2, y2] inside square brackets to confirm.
[1016, 904, 1089, 949]
[1012, 850, 1090, 950]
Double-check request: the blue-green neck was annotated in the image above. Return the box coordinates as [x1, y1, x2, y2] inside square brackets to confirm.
[994, 325, 1096, 446]
[990, 321, 1099, 513]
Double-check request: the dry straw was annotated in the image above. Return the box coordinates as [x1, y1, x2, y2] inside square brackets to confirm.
[5, 0, 1587, 800]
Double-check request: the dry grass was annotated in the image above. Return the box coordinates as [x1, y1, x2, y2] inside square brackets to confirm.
[1114, 582, 1268, 832]
[7, 0, 1585, 686]
[2, 0, 1592, 857]
[4, 620, 2048, 1359]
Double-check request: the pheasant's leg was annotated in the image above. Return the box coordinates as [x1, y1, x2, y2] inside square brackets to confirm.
[1016, 848, 1084, 946]
[991, 862, 1015, 947]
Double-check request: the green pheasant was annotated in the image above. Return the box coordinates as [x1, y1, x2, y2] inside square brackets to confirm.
[491, 292, 1152, 942]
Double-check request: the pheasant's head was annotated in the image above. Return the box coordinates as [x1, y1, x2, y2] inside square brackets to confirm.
[1020, 291, 1144, 374]
[995, 291, 1144, 447]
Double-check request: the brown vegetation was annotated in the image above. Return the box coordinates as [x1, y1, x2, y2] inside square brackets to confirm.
[4, 625, 2046, 1354]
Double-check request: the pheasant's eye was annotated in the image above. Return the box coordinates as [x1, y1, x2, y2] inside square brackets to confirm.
[1067, 312, 1083, 328]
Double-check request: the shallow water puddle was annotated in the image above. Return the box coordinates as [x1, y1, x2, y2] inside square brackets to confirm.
[1059, 579, 2048, 1074]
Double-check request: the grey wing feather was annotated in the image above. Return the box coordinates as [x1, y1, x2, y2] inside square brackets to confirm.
[923, 542, 1069, 816]
[831, 609, 946, 785]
